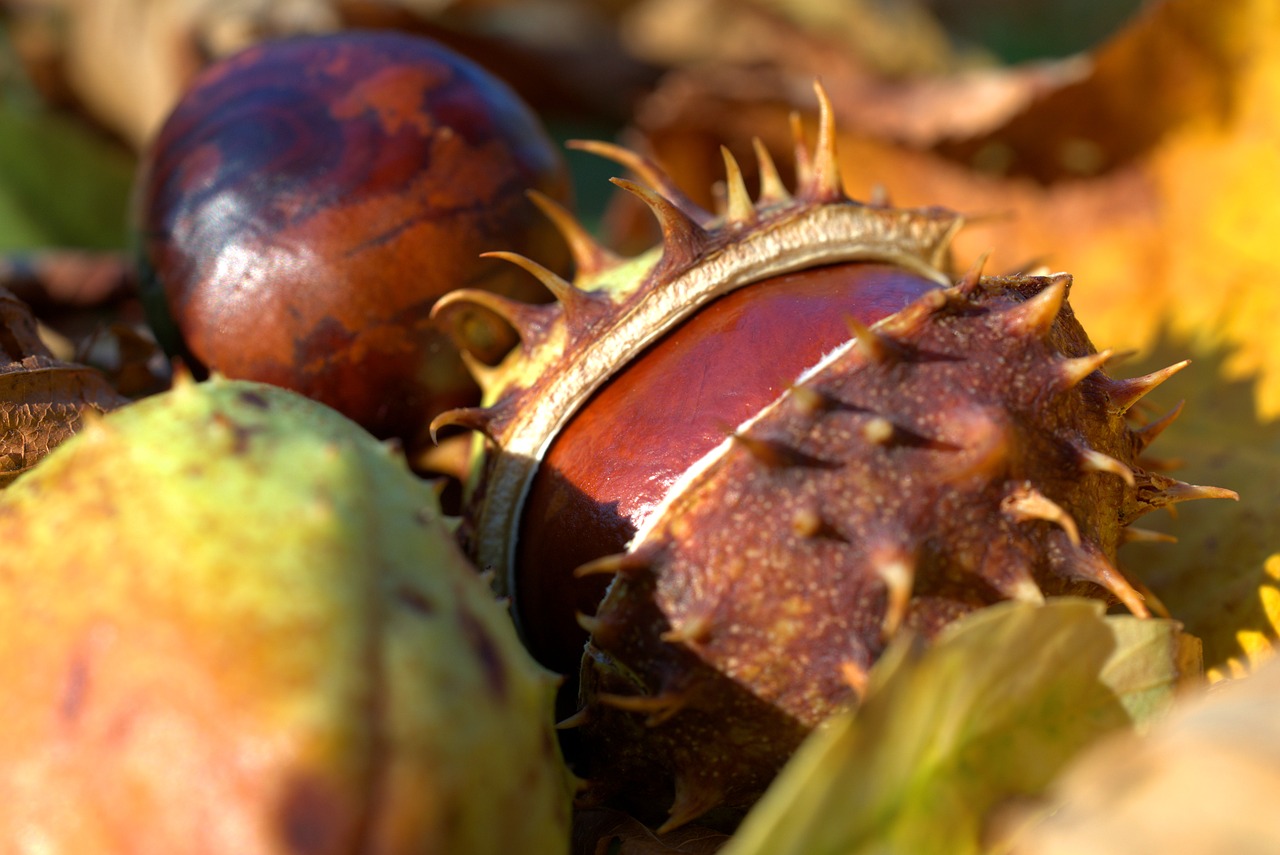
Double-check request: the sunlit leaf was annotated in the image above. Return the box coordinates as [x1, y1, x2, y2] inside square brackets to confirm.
[719, 599, 1194, 855]
[1004, 653, 1280, 854]
[1116, 340, 1280, 679]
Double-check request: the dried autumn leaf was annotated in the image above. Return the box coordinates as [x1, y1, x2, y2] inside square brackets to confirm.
[630, 0, 1275, 368]
[1002, 653, 1280, 854]
[717, 599, 1197, 855]
[5, 0, 341, 147]
[0, 287, 126, 486]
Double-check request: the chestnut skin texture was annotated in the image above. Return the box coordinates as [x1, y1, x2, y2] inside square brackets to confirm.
[518, 262, 941, 674]
[135, 31, 571, 447]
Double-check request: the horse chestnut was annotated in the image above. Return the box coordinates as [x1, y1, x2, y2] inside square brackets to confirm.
[134, 31, 571, 447]
[517, 262, 940, 674]
[437, 86, 1236, 828]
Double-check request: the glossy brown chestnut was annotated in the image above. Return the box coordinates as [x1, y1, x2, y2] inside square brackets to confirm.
[516, 261, 941, 674]
[134, 31, 572, 447]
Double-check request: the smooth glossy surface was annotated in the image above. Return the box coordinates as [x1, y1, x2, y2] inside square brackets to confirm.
[136, 32, 571, 446]
[517, 262, 941, 673]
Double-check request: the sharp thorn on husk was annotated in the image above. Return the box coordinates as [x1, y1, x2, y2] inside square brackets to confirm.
[1132, 577, 1173, 619]
[752, 136, 791, 204]
[659, 776, 724, 834]
[1133, 400, 1186, 451]
[787, 383, 830, 417]
[1159, 481, 1240, 505]
[1005, 276, 1069, 337]
[611, 177, 710, 268]
[554, 707, 591, 730]
[567, 138, 712, 225]
[880, 288, 948, 336]
[1001, 484, 1081, 546]
[1009, 576, 1047, 604]
[428, 406, 496, 444]
[574, 550, 651, 579]
[575, 612, 606, 636]
[845, 315, 900, 363]
[789, 111, 813, 191]
[660, 612, 714, 646]
[1109, 360, 1190, 414]
[840, 660, 869, 699]
[432, 286, 557, 350]
[872, 547, 915, 640]
[790, 506, 823, 538]
[720, 145, 756, 224]
[1059, 348, 1116, 389]
[1056, 540, 1149, 618]
[527, 189, 620, 279]
[956, 251, 990, 296]
[1078, 446, 1136, 487]
[596, 690, 690, 727]
[861, 416, 896, 445]
[731, 431, 829, 469]
[1138, 454, 1186, 472]
[457, 349, 501, 391]
[790, 505, 845, 540]
[480, 250, 591, 318]
[1121, 527, 1178, 545]
[807, 80, 844, 202]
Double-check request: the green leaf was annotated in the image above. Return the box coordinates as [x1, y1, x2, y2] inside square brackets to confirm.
[0, 104, 135, 251]
[720, 599, 1196, 855]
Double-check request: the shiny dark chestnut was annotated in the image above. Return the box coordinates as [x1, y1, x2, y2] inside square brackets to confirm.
[134, 31, 571, 447]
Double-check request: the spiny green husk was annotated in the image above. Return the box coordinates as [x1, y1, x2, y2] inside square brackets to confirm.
[0, 376, 572, 855]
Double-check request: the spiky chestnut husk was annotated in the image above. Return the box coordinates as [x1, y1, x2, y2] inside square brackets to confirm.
[0, 375, 574, 853]
[434, 83, 1235, 831]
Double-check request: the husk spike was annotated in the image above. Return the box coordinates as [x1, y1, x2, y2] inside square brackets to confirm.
[752, 136, 790, 204]
[527, 189, 620, 279]
[567, 139, 712, 225]
[1108, 360, 1190, 414]
[720, 145, 756, 225]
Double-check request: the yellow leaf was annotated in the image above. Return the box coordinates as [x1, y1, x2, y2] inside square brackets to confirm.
[1004, 653, 1280, 854]
[719, 599, 1194, 855]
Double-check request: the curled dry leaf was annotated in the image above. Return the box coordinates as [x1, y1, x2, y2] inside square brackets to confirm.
[1002, 653, 1280, 854]
[0, 287, 126, 486]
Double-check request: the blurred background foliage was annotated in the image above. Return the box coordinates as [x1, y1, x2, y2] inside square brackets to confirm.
[0, 0, 1145, 253]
